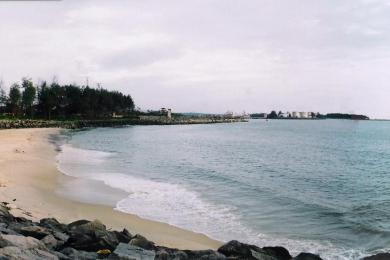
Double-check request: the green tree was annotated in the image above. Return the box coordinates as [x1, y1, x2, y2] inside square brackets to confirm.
[0, 80, 7, 112]
[21, 78, 36, 118]
[267, 110, 278, 119]
[9, 83, 21, 116]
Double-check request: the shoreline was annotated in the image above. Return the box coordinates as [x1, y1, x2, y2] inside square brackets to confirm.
[0, 128, 222, 250]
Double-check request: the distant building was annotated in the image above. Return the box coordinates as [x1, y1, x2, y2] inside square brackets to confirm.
[299, 112, 308, 118]
[160, 107, 172, 120]
[292, 111, 299, 118]
[224, 111, 234, 119]
[279, 112, 290, 118]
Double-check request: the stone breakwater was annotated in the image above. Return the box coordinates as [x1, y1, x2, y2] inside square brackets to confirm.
[0, 203, 385, 260]
[0, 118, 246, 129]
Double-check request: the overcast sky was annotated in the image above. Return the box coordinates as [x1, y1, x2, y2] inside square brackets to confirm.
[0, 0, 389, 118]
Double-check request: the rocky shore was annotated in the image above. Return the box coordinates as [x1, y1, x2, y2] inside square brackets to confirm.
[0, 202, 385, 260]
[0, 118, 246, 130]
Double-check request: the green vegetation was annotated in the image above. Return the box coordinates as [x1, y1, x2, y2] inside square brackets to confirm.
[0, 78, 134, 120]
[326, 113, 369, 120]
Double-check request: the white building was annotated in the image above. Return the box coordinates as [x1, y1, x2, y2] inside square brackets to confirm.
[299, 112, 308, 118]
[292, 111, 299, 118]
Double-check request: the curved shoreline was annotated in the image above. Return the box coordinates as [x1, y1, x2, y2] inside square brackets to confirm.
[0, 128, 222, 250]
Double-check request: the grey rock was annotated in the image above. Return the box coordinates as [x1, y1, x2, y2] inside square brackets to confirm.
[293, 253, 323, 260]
[0, 234, 47, 250]
[20, 225, 50, 239]
[0, 246, 58, 260]
[52, 250, 71, 260]
[53, 231, 69, 242]
[362, 253, 390, 260]
[61, 247, 98, 260]
[41, 234, 60, 249]
[109, 243, 156, 260]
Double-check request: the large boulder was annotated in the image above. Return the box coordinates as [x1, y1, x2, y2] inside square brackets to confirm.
[362, 253, 390, 260]
[66, 219, 120, 251]
[218, 240, 258, 258]
[293, 253, 323, 260]
[0, 246, 58, 260]
[109, 243, 156, 260]
[0, 234, 47, 250]
[218, 240, 279, 260]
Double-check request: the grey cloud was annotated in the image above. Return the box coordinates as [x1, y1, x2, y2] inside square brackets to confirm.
[0, 0, 389, 118]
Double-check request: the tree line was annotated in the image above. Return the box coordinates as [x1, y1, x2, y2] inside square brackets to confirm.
[0, 78, 135, 120]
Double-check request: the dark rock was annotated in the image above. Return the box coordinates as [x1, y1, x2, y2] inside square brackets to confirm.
[185, 249, 226, 260]
[108, 243, 155, 259]
[40, 218, 68, 233]
[0, 205, 13, 221]
[66, 219, 120, 251]
[6, 217, 34, 233]
[262, 246, 292, 260]
[173, 250, 189, 259]
[0, 236, 11, 248]
[113, 228, 132, 243]
[293, 252, 323, 260]
[0, 224, 19, 235]
[60, 247, 98, 260]
[20, 225, 50, 239]
[218, 240, 263, 259]
[156, 249, 170, 260]
[362, 253, 390, 260]
[122, 228, 132, 238]
[129, 234, 156, 250]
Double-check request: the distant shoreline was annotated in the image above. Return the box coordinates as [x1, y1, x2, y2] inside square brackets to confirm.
[0, 117, 247, 130]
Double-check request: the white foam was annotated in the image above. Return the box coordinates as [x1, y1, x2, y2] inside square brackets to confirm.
[56, 143, 371, 260]
[57, 144, 113, 178]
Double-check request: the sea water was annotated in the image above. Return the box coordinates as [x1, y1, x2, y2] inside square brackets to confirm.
[56, 119, 390, 259]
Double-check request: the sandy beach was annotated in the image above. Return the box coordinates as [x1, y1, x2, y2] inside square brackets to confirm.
[0, 128, 221, 250]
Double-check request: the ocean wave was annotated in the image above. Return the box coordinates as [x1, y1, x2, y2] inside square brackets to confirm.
[56, 143, 372, 260]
